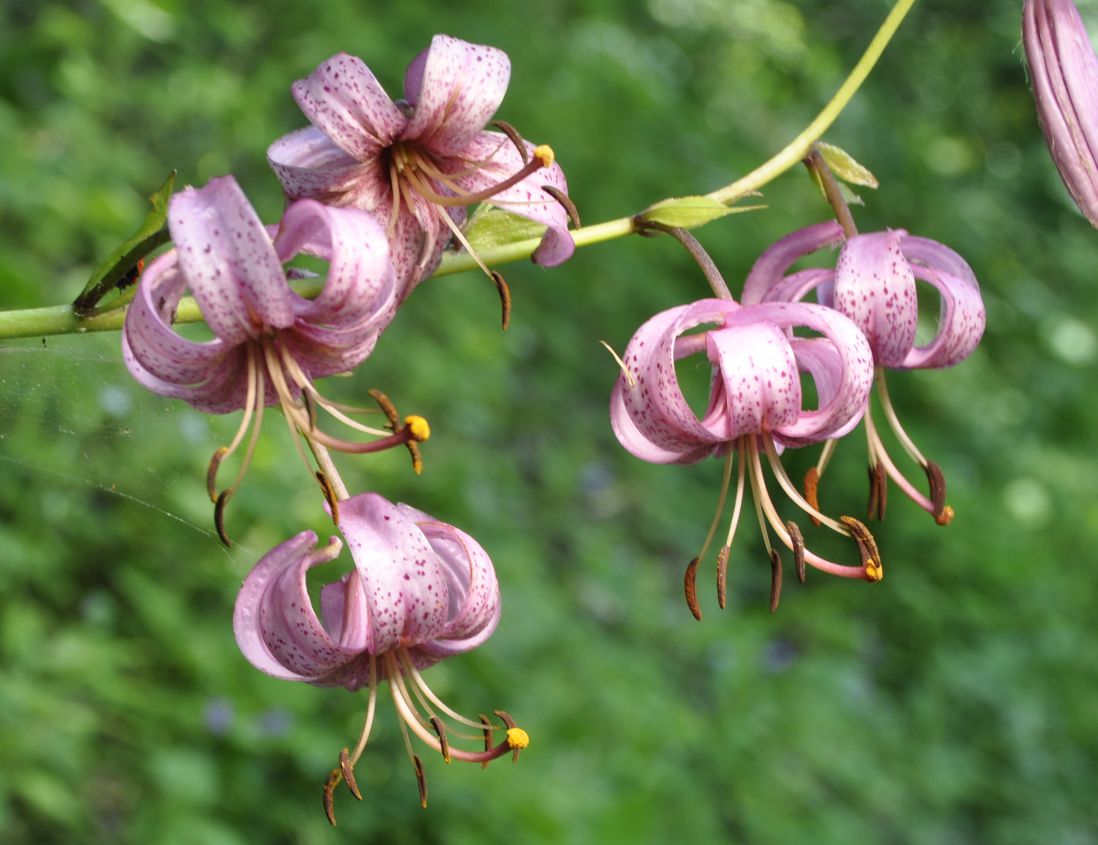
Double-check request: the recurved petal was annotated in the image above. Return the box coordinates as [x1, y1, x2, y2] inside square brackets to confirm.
[833, 230, 918, 367]
[611, 300, 740, 465]
[705, 321, 801, 439]
[170, 176, 295, 343]
[337, 493, 450, 656]
[267, 126, 367, 203]
[898, 236, 986, 369]
[742, 219, 845, 305]
[451, 131, 575, 266]
[291, 53, 405, 161]
[726, 302, 874, 445]
[233, 532, 365, 683]
[403, 35, 511, 156]
[274, 200, 396, 330]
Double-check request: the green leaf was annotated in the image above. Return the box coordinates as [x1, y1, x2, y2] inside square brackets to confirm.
[638, 195, 764, 230]
[816, 142, 879, 189]
[72, 170, 176, 316]
[809, 168, 866, 206]
[462, 205, 549, 252]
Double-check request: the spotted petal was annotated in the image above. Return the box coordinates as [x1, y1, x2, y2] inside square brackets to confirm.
[898, 236, 986, 369]
[832, 230, 918, 367]
[403, 35, 511, 157]
[742, 219, 845, 305]
[610, 299, 741, 465]
[290, 52, 405, 161]
[232, 532, 366, 685]
[337, 493, 451, 657]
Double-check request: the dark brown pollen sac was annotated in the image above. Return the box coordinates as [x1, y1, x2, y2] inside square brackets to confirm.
[683, 556, 702, 621]
[924, 461, 953, 525]
[716, 545, 730, 610]
[839, 515, 884, 581]
[803, 466, 822, 527]
[785, 521, 806, 584]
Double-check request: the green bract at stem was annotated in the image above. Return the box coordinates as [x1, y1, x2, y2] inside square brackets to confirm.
[0, 0, 916, 342]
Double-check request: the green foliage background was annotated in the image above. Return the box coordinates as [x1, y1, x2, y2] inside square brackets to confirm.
[2, 1, 1097, 842]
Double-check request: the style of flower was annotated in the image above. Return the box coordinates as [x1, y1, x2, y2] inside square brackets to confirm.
[742, 220, 986, 524]
[122, 176, 426, 541]
[610, 297, 882, 617]
[233, 492, 523, 820]
[1023, 0, 1098, 227]
[268, 35, 576, 301]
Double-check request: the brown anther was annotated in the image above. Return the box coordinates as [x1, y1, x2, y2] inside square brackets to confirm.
[490, 270, 512, 331]
[322, 768, 342, 826]
[867, 461, 888, 521]
[429, 716, 452, 764]
[207, 447, 228, 503]
[490, 120, 529, 163]
[339, 747, 362, 800]
[839, 515, 884, 581]
[368, 389, 401, 430]
[769, 549, 783, 613]
[214, 489, 233, 548]
[683, 557, 702, 621]
[478, 713, 494, 769]
[803, 467, 822, 527]
[316, 471, 340, 524]
[413, 754, 428, 809]
[493, 710, 522, 761]
[786, 521, 806, 584]
[716, 545, 730, 610]
[542, 185, 582, 229]
[924, 461, 953, 526]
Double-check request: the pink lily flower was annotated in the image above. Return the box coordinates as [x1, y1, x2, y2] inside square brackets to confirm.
[123, 176, 424, 540]
[233, 493, 524, 818]
[742, 220, 986, 524]
[268, 35, 575, 300]
[610, 297, 881, 617]
[1023, 0, 1098, 227]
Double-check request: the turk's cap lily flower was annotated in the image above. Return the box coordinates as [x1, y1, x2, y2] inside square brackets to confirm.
[1023, 0, 1098, 227]
[268, 35, 575, 299]
[742, 220, 986, 370]
[122, 175, 396, 414]
[610, 298, 882, 606]
[743, 221, 984, 525]
[610, 297, 875, 464]
[233, 493, 524, 815]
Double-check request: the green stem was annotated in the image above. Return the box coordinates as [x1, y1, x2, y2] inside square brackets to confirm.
[0, 0, 915, 341]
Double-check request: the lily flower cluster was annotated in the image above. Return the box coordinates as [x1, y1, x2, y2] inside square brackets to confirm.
[121, 34, 574, 819]
[610, 219, 985, 616]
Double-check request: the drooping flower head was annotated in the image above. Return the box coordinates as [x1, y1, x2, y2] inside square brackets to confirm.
[742, 220, 986, 523]
[233, 493, 522, 818]
[610, 297, 882, 617]
[123, 176, 426, 540]
[1023, 0, 1098, 227]
[268, 35, 576, 300]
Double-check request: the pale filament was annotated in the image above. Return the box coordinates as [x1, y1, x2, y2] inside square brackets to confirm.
[746, 436, 867, 579]
[695, 449, 736, 566]
[347, 652, 379, 767]
[761, 437, 848, 534]
[865, 409, 936, 514]
[722, 449, 747, 550]
[875, 368, 928, 465]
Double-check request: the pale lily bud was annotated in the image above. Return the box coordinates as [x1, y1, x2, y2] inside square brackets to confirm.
[1023, 0, 1098, 226]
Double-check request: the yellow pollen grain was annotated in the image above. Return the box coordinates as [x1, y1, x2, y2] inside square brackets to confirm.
[506, 728, 530, 749]
[404, 415, 430, 442]
[866, 561, 884, 582]
[533, 145, 555, 167]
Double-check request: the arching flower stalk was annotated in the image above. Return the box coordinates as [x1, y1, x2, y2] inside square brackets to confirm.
[122, 176, 428, 543]
[610, 297, 881, 619]
[233, 493, 523, 821]
[742, 220, 986, 525]
[268, 35, 576, 303]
